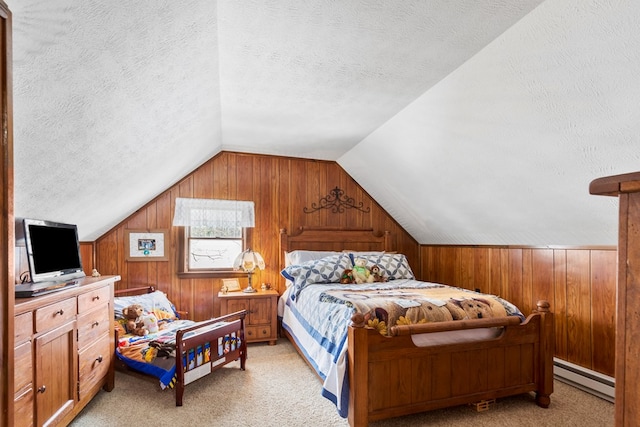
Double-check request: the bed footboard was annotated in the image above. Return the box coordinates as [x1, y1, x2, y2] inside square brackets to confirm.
[174, 310, 247, 406]
[347, 301, 554, 427]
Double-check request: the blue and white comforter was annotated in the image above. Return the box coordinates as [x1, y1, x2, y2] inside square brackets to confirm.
[280, 279, 524, 418]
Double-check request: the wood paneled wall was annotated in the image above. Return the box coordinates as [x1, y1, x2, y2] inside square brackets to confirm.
[420, 245, 617, 377]
[94, 152, 419, 321]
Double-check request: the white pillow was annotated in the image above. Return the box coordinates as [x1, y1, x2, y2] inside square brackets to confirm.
[285, 250, 341, 266]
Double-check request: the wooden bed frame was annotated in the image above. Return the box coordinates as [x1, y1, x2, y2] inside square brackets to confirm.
[114, 286, 247, 406]
[279, 227, 555, 427]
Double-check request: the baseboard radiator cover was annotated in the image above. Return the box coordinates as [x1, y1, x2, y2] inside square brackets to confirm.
[553, 358, 615, 403]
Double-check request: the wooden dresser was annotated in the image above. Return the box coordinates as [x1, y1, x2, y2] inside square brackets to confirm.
[13, 275, 120, 427]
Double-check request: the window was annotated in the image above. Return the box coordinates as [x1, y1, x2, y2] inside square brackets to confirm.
[187, 225, 243, 270]
[173, 198, 255, 277]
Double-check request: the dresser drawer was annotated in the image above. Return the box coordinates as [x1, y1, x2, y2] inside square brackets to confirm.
[78, 334, 111, 400]
[78, 285, 110, 314]
[35, 298, 77, 333]
[14, 341, 33, 393]
[14, 387, 34, 427]
[77, 304, 110, 350]
[15, 312, 33, 343]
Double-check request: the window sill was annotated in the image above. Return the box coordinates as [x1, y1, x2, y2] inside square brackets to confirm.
[177, 271, 247, 279]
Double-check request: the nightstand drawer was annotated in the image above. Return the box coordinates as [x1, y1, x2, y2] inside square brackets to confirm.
[246, 325, 272, 341]
[35, 297, 77, 333]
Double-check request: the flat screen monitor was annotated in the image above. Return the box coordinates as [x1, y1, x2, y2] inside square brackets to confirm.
[23, 218, 86, 283]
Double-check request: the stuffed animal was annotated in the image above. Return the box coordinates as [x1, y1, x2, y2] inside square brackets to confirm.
[370, 265, 387, 282]
[143, 313, 159, 334]
[340, 269, 355, 284]
[122, 304, 149, 336]
[352, 258, 374, 284]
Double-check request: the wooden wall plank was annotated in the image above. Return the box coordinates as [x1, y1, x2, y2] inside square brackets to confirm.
[566, 250, 592, 368]
[591, 249, 616, 376]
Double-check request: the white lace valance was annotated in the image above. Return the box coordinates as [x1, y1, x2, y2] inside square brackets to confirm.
[172, 198, 255, 228]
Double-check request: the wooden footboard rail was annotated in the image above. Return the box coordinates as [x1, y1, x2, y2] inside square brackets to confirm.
[347, 301, 554, 427]
[174, 310, 247, 406]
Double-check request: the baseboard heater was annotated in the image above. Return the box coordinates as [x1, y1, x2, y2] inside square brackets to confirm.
[553, 358, 615, 402]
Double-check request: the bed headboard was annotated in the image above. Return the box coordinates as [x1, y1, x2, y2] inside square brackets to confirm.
[278, 227, 393, 272]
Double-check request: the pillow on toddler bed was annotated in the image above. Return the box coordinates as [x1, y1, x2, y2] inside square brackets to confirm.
[113, 290, 180, 321]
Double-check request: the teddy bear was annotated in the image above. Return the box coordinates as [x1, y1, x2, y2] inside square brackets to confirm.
[370, 265, 387, 282]
[122, 304, 149, 336]
[340, 269, 355, 284]
[352, 258, 374, 284]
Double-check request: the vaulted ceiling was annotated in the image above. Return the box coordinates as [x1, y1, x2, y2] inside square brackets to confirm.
[9, 0, 639, 244]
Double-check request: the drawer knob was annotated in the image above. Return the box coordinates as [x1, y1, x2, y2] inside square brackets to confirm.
[55, 309, 64, 316]
[92, 321, 100, 327]
[37, 385, 46, 394]
[92, 295, 100, 301]
[95, 355, 103, 363]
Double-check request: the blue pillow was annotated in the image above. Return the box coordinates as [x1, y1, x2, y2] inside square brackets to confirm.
[281, 253, 353, 298]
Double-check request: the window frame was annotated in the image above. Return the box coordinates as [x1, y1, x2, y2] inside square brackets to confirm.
[177, 227, 251, 279]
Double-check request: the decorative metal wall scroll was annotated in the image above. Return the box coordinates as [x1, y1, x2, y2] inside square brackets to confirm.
[304, 186, 371, 214]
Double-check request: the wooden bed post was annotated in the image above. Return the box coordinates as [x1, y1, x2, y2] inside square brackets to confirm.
[534, 300, 554, 408]
[348, 313, 369, 427]
[590, 171, 640, 426]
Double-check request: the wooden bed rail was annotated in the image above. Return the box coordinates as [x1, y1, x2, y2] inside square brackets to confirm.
[388, 315, 521, 336]
[352, 300, 550, 336]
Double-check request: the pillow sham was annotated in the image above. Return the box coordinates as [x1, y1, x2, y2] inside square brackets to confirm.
[281, 253, 353, 298]
[113, 290, 180, 321]
[349, 253, 415, 280]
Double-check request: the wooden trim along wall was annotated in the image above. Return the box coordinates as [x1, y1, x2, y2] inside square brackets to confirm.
[420, 245, 617, 377]
[94, 152, 419, 321]
[1, 3, 12, 425]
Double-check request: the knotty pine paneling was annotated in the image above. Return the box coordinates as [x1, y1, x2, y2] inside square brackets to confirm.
[420, 245, 616, 377]
[95, 152, 419, 321]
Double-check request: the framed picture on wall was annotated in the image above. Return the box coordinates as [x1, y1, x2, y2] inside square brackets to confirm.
[125, 229, 169, 261]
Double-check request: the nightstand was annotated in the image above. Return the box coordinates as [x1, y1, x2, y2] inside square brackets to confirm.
[218, 289, 278, 345]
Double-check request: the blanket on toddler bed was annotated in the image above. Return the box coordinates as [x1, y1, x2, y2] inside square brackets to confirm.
[116, 319, 240, 388]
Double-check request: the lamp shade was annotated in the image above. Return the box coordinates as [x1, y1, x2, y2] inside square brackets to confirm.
[233, 249, 265, 272]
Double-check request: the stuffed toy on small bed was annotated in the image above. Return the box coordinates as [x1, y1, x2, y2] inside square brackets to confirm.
[123, 303, 149, 336]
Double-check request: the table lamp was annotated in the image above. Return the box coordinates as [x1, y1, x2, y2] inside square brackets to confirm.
[233, 249, 265, 293]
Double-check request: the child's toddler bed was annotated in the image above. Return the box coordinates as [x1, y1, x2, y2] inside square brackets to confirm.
[113, 287, 247, 405]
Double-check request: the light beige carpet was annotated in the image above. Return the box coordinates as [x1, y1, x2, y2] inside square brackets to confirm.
[71, 338, 614, 426]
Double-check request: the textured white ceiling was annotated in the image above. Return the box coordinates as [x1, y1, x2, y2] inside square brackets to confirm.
[9, 0, 636, 245]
